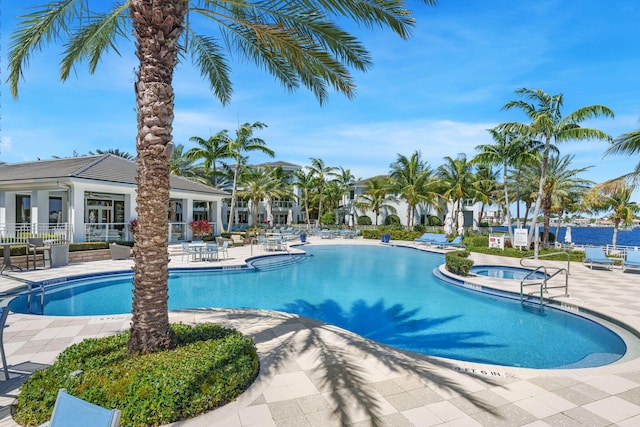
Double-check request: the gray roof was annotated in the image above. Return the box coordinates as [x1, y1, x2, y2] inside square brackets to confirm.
[0, 154, 228, 196]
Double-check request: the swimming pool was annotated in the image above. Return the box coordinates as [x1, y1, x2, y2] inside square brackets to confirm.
[471, 265, 548, 280]
[10, 245, 627, 369]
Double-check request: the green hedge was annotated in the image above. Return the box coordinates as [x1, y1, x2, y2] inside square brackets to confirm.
[445, 250, 473, 276]
[13, 323, 259, 427]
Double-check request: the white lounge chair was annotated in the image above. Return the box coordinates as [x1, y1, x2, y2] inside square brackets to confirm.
[583, 247, 614, 270]
[38, 388, 121, 427]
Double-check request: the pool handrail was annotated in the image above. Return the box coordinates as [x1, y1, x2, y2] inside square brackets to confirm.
[520, 251, 570, 299]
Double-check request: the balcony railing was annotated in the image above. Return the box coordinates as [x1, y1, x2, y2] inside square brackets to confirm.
[85, 223, 131, 242]
[0, 223, 71, 244]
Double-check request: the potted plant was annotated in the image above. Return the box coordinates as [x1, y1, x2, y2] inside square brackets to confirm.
[299, 232, 307, 243]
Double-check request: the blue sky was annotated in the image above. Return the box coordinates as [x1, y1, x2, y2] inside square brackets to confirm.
[1, 1, 640, 199]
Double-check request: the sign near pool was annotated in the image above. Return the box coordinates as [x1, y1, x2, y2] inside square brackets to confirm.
[489, 235, 504, 249]
[513, 228, 528, 247]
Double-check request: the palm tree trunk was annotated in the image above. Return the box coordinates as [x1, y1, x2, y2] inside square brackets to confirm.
[227, 157, 240, 232]
[502, 162, 514, 242]
[528, 139, 551, 243]
[128, 0, 187, 354]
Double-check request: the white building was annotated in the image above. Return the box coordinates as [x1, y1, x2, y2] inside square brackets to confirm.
[0, 154, 228, 243]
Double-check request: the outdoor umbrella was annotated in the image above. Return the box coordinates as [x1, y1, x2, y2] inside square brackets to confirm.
[444, 212, 453, 235]
[457, 211, 465, 236]
[565, 226, 572, 244]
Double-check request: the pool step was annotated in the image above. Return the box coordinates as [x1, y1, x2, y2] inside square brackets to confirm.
[249, 254, 307, 271]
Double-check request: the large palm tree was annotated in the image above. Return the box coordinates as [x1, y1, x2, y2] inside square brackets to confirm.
[185, 134, 232, 187]
[389, 151, 438, 229]
[521, 154, 592, 243]
[437, 154, 476, 230]
[472, 127, 539, 241]
[225, 122, 274, 232]
[238, 166, 289, 227]
[498, 88, 614, 245]
[354, 176, 398, 226]
[293, 168, 315, 228]
[584, 182, 639, 247]
[308, 158, 338, 224]
[8, 0, 429, 354]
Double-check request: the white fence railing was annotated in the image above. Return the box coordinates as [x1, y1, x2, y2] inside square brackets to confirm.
[0, 223, 71, 244]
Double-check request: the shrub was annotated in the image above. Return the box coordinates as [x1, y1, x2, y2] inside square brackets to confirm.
[445, 250, 473, 276]
[413, 224, 426, 233]
[13, 323, 259, 427]
[426, 215, 442, 226]
[356, 215, 372, 225]
[384, 214, 401, 226]
[320, 211, 336, 225]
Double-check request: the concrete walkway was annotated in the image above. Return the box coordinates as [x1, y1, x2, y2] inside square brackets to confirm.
[1, 238, 640, 426]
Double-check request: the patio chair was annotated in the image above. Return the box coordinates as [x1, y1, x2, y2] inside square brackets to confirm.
[180, 242, 200, 262]
[583, 247, 614, 270]
[38, 388, 121, 427]
[27, 238, 51, 269]
[219, 241, 230, 259]
[109, 243, 131, 260]
[622, 250, 640, 272]
[203, 244, 219, 261]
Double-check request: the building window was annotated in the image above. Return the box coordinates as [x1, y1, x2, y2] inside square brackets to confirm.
[49, 197, 63, 224]
[169, 200, 183, 222]
[193, 201, 209, 221]
[16, 195, 31, 223]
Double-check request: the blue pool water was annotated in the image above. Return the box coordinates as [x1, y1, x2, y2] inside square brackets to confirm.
[10, 245, 626, 369]
[471, 265, 548, 280]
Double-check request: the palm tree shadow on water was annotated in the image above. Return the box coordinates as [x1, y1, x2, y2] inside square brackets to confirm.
[254, 298, 507, 425]
[281, 298, 506, 364]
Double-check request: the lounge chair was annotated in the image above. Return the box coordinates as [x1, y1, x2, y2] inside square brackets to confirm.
[583, 247, 614, 270]
[437, 235, 465, 249]
[109, 243, 131, 260]
[623, 250, 640, 272]
[414, 233, 446, 244]
[39, 388, 121, 427]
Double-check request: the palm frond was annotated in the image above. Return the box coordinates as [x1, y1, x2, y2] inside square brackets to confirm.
[8, 0, 84, 97]
[60, 3, 130, 79]
[188, 31, 232, 105]
[605, 129, 640, 156]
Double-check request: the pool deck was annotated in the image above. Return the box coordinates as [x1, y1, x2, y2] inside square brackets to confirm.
[1, 238, 640, 426]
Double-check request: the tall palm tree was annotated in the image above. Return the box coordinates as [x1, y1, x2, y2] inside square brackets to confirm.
[8, 0, 428, 354]
[334, 167, 357, 224]
[521, 154, 592, 243]
[472, 165, 499, 228]
[437, 154, 476, 231]
[238, 166, 289, 227]
[472, 127, 539, 241]
[389, 151, 438, 229]
[293, 168, 315, 228]
[354, 176, 398, 226]
[498, 88, 614, 244]
[226, 122, 274, 232]
[584, 182, 639, 247]
[308, 158, 338, 224]
[186, 134, 232, 187]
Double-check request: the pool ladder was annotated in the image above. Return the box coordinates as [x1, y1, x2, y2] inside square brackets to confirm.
[26, 282, 45, 314]
[519, 252, 570, 308]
